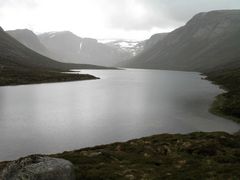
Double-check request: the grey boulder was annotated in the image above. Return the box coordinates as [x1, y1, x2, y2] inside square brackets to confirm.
[0, 155, 75, 180]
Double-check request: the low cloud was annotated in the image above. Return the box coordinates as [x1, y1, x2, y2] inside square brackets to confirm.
[106, 0, 240, 30]
[0, 0, 240, 39]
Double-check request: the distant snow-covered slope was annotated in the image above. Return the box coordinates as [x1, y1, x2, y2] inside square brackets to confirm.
[104, 40, 145, 56]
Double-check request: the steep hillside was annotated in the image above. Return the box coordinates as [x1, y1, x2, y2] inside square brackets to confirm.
[143, 33, 168, 50]
[124, 10, 240, 72]
[7, 29, 51, 57]
[39, 31, 129, 66]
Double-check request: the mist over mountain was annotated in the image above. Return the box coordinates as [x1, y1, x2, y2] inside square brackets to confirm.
[38, 31, 130, 66]
[123, 10, 240, 72]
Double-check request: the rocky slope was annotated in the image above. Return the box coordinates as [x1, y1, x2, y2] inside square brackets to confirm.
[39, 31, 129, 66]
[123, 10, 240, 72]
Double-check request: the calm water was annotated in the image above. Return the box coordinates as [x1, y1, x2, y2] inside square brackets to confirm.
[0, 69, 239, 160]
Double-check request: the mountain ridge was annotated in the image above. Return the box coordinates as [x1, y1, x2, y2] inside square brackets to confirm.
[123, 10, 240, 72]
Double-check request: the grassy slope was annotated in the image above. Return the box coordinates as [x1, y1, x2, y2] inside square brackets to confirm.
[53, 132, 240, 179]
[206, 67, 240, 123]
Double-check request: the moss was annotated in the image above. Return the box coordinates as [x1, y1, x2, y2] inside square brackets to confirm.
[50, 132, 240, 179]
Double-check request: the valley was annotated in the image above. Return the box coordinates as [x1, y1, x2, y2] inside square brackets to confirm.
[0, 7, 240, 179]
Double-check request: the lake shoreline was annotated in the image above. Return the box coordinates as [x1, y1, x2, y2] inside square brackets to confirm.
[205, 69, 240, 124]
[1, 69, 240, 179]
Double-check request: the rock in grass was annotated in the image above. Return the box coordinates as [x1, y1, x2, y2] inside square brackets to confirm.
[0, 155, 75, 180]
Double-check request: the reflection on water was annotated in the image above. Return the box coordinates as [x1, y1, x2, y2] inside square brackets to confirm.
[0, 69, 239, 160]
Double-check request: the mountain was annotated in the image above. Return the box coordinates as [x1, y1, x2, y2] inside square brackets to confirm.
[0, 27, 66, 70]
[7, 29, 51, 57]
[0, 27, 109, 85]
[0, 27, 108, 71]
[38, 31, 129, 66]
[123, 10, 240, 72]
[104, 33, 168, 58]
[4, 29, 111, 70]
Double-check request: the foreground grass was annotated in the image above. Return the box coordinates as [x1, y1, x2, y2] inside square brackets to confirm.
[52, 132, 240, 179]
[0, 67, 98, 86]
[206, 68, 240, 123]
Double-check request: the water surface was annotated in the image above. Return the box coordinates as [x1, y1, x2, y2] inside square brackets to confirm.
[0, 69, 239, 160]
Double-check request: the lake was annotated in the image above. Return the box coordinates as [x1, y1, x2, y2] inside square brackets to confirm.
[0, 69, 239, 160]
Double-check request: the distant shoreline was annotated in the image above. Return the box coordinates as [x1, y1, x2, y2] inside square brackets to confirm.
[0, 68, 99, 86]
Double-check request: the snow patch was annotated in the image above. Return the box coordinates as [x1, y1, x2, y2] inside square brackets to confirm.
[79, 42, 83, 50]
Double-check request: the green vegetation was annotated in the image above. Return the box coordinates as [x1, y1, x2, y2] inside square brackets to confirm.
[206, 68, 240, 123]
[52, 132, 240, 179]
[0, 67, 98, 86]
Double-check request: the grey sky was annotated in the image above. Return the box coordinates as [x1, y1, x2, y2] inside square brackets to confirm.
[0, 0, 240, 40]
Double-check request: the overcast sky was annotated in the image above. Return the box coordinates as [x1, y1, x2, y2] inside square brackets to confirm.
[1, 0, 240, 40]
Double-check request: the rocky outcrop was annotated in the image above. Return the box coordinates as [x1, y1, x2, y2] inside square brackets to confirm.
[0, 155, 75, 180]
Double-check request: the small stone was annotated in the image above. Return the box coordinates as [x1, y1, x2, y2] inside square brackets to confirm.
[125, 174, 135, 180]
[178, 160, 186, 165]
[81, 151, 102, 157]
[144, 153, 150, 158]
[182, 142, 192, 148]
